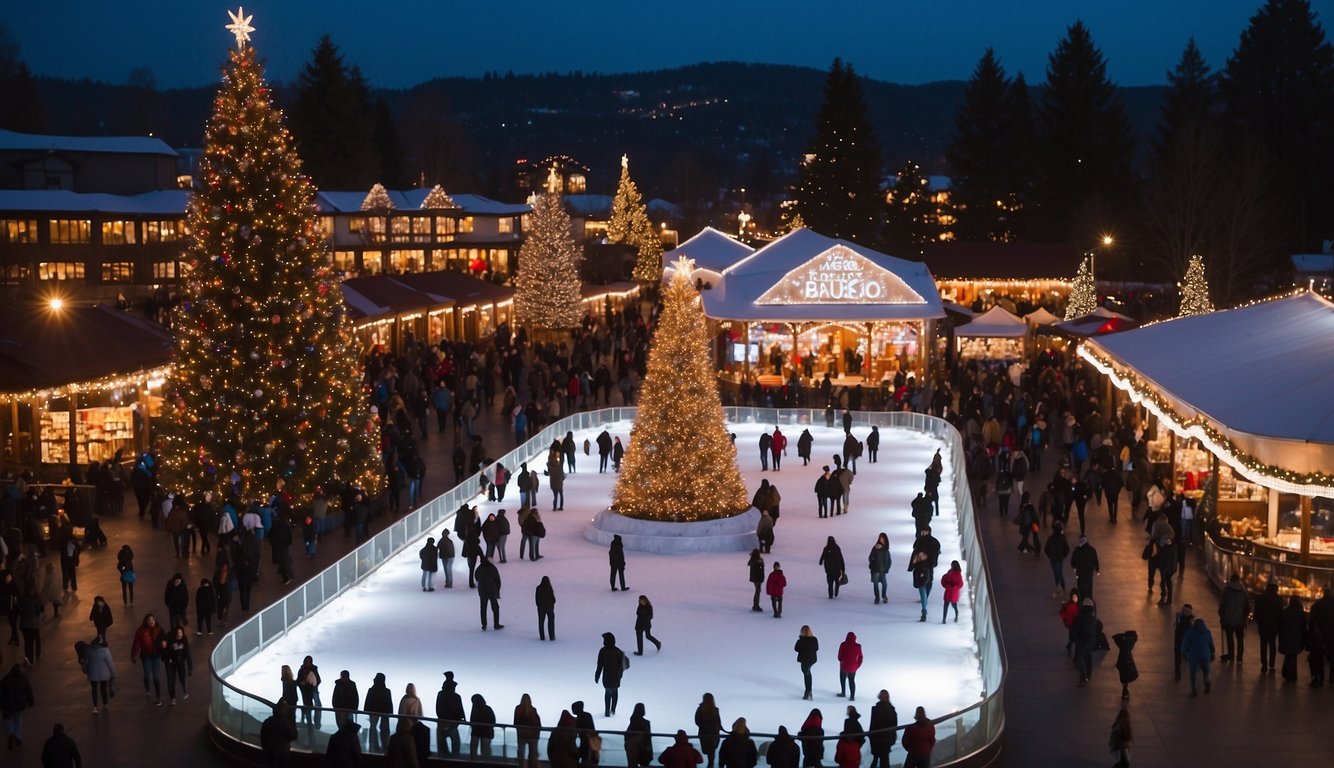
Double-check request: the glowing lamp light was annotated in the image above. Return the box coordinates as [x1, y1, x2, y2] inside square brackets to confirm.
[48, 298, 65, 311]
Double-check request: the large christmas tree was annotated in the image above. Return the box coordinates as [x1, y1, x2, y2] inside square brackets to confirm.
[607, 155, 663, 283]
[514, 169, 583, 330]
[612, 257, 749, 522]
[157, 11, 382, 505]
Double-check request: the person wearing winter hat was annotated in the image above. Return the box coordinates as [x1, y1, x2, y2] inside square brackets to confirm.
[594, 632, 628, 717]
[435, 671, 464, 755]
[365, 672, 394, 750]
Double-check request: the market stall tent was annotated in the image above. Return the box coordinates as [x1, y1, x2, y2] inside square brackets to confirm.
[955, 305, 1028, 338]
[1024, 307, 1061, 326]
[1080, 292, 1334, 492]
[660, 226, 753, 284]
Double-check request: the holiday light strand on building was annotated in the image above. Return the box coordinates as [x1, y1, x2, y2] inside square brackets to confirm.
[361, 182, 395, 211]
[0, 366, 173, 405]
[612, 256, 750, 521]
[1177, 254, 1215, 317]
[156, 20, 382, 506]
[1078, 344, 1334, 496]
[1063, 257, 1096, 320]
[420, 184, 458, 210]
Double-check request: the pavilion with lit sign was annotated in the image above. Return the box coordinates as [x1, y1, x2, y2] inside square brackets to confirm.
[686, 228, 945, 386]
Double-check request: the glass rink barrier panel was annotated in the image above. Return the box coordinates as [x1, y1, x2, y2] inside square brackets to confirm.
[209, 407, 1006, 766]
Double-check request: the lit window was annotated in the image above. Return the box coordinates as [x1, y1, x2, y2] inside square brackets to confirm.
[459, 217, 475, 234]
[102, 221, 138, 245]
[101, 261, 135, 282]
[48, 219, 91, 244]
[498, 217, 514, 235]
[435, 216, 457, 236]
[0, 263, 31, 284]
[1, 219, 38, 243]
[330, 251, 358, 273]
[361, 252, 383, 275]
[389, 250, 425, 273]
[151, 260, 178, 280]
[567, 174, 587, 194]
[347, 216, 367, 234]
[38, 261, 86, 280]
[144, 220, 181, 243]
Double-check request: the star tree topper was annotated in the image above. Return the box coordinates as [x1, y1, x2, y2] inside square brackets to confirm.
[226, 7, 256, 49]
[669, 254, 697, 282]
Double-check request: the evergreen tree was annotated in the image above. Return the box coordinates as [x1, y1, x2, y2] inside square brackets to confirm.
[607, 155, 663, 282]
[373, 97, 406, 188]
[947, 49, 1029, 242]
[612, 257, 749, 522]
[286, 35, 380, 190]
[514, 172, 582, 330]
[1177, 254, 1216, 316]
[796, 59, 884, 246]
[158, 30, 382, 506]
[1064, 257, 1097, 319]
[1221, 0, 1334, 251]
[0, 24, 43, 132]
[1155, 39, 1218, 157]
[883, 161, 937, 253]
[1002, 73, 1036, 241]
[1034, 22, 1138, 242]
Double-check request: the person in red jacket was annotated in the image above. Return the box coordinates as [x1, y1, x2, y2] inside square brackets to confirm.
[770, 428, 788, 471]
[1059, 589, 1081, 656]
[766, 563, 787, 619]
[940, 560, 964, 623]
[834, 731, 861, 768]
[836, 632, 863, 701]
[660, 729, 704, 768]
[901, 707, 935, 768]
[130, 613, 164, 705]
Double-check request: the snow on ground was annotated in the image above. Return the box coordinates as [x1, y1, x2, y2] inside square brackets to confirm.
[227, 421, 982, 737]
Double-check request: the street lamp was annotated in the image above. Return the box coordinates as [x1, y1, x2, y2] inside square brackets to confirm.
[1089, 234, 1114, 294]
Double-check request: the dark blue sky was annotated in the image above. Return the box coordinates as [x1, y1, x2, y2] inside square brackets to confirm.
[12, 1, 1277, 89]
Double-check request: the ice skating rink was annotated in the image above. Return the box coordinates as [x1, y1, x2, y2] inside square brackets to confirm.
[226, 422, 983, 736]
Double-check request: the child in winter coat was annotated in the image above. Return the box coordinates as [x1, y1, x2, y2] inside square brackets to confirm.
[940, 561, 964, 623]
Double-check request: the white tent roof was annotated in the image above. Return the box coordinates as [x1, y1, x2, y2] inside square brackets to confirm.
[700, 228, 944, 322]
[1080, 292, 1334, 491]
[662, 226, 753, 274]
[956, 305, 1028, 338]
[1024, 307, 1061, 325]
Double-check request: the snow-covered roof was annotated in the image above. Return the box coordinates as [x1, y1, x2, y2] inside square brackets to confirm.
[0, 128, 177, 157]
[315, 189, 529, 216]
[661, 227, 753, 274]
[700, 228, 945, 322]
[956, 305, 1027, 338]
[0, 189, 190, 215]
[1292, 253, 1334, 274]
[1023, 307, 1061, 325]
[1081, 292, 1334, 489]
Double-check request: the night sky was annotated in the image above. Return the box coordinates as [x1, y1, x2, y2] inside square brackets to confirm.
[11, 1, 1278, 89]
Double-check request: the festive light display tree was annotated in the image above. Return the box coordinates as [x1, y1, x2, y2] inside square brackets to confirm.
[612, 256, 750, 522]
[1064, 256, 1097, 319]
[157, 10, 382, 505]
[420, 184, 457, 210]
[514, 169, 583, 330]
[361, 182, 395, 210]
[607, 155, 663, 282]
[1177, 254, 1215, 317]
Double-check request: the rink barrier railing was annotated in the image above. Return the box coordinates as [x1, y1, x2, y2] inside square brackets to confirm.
[208, 407, 1006, 767]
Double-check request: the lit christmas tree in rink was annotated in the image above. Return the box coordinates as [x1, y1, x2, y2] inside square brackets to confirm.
[612, 256, 749, 522]
[514, 168, 583, 331]
[1177, 254, 1215, 317]
[157, 9, 382, 504]
[1064, 256, 1097, 319]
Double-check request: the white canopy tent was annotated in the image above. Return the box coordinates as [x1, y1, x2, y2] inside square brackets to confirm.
[1024, 307, 1061, 326]
[956, 305, 1028, 338]
[661, 226, 753, 285]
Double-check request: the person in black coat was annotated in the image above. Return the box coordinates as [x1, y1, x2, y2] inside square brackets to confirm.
[536, 576, 556, 641]
[40, 723, 80, 768]
[867, 690, 897, 768]
[1072, 599, 1102, 685]
[634, 595, 662, 655]
[814, 470, 832, 519]
[797, 430, 813, 466]
[798, 708, 824, 768]
[1278, 597, 1307, 682]
[866, 426, 880, 463]
[260, 700, 298, 766]
[475, 557, 503, 630]
[435, 672, 464, 755]
[759, 432, 772, 472]
[1113, 630, 1139, 699]
[469, 693, 497, 757]
[594, 633, 628, 717]
[419, 537, 440, 592]
[766, 725, 800, 768]
[718, 717, 758, 768]
[818, 537, 845, 599]
[325, 718, 363, 768]
[163, 573, 189, 630]
[609, 535, 627, 591]
[330, 670, 360, 728]
[365, 672, 394, 749]
[794, 625, 819, 700]
[1253, 581, 1284, 673]
[88, 595, 113, 644]
[268, 514, 294, 585]
[597, 430, 614, 473]
[1069, 536, 1099, 599]
[463, 528, 482, 589]
[194, 579, 217, 636]
[748, 550, 765, 612]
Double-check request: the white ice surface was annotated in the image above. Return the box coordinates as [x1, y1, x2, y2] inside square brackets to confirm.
[226, 422, 983, 735]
